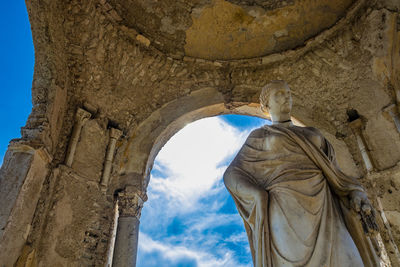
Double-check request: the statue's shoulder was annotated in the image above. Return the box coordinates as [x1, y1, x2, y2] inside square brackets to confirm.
[298, 126, 327, 143]
[243, 127, 269, 149]
[303, 126, 320, 133]
[303, 126, 324, 136]
[248, 126, 270, 139]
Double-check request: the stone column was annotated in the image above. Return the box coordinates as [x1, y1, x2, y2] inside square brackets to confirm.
[112, 187, 146, 267]
[349, 118, 374, 172]
[383, 104, 400, 133]
[100, 128, 122, 189]
[65, 108, 91, 167]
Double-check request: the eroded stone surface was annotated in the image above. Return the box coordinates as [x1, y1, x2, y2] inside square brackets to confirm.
[370, 165, 400, 263]
[185, 0, 354, 59]
[35, 166, 114, 266]
[1, 0, 400, 266]
[108, 0, 355, 60]
[226, 0, 295, 10]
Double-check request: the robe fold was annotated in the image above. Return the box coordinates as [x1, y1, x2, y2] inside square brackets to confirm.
[223, 125, 379, 267]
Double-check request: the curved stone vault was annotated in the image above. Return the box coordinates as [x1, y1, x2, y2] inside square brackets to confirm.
[0, 0, 400, 266]
[110, 0, 355, 60]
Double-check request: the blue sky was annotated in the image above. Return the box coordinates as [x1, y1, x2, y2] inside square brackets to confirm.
[2, 3, 272, 266]
[0, 2, 34, 163]
[137, 115, 267, 267]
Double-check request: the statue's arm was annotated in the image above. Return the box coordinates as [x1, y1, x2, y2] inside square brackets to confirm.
[224, 128, 266, 197]
[311, 127, 378, 234]
[224, 165, 265, 199]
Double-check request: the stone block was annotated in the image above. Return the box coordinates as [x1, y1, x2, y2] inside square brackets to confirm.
[0, 144, 50, 267]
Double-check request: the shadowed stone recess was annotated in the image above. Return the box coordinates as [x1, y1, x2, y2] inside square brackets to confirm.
[225, 0, 295, 10]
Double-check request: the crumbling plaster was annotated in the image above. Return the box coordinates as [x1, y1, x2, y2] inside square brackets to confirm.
[1, 0, 400, 266]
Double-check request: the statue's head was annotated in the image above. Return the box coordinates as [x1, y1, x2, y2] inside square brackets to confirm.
[260, 80, 292, 116]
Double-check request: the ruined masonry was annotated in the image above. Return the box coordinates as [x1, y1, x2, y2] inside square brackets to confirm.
[0, 0, 400, 266]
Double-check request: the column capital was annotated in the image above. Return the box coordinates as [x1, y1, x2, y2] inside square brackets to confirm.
[349, 118, 363, 132]
[75, 108, 91, 124]
[110, 128, 123, 140]
[117, 187, 147, 218]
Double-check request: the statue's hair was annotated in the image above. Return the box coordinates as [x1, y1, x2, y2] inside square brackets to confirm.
[260, 80, 288, 109]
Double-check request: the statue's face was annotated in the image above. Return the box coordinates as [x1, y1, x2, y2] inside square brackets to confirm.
[268, 83, 292, 115]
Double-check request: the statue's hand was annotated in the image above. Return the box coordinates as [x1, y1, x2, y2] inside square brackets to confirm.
[349, 190, 372, 215]
[349, 190, 379, 235]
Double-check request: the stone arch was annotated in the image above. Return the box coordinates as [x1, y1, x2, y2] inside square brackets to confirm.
[105, 83, 364, 266]
[109, 86, 259, 192]
[111, 85, 359, 195]
[3, 1, 400, 265]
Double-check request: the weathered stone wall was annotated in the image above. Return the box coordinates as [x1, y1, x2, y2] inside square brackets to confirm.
[24, 111, 119, 266]
[0, 0, 400, 266]
[372, 164, 400, 261]
[23, 0, 70, 153]
[0, 144, 50, 267]
[32, 165, 114, 266]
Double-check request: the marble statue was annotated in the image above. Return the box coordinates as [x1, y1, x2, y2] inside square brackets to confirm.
[223, 81, 380, 267]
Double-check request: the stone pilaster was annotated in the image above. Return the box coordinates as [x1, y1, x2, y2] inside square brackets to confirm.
[100, 128, 122, 189]
[65, 108, 91, 167]
[349, 118, 374, 172]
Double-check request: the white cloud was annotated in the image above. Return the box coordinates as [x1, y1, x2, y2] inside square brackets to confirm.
[225, 232, 249, 244]
[137, 116, 265, 267]
[149, 117, 250, 211]
[139, 232, 251, 267]
[184, 213, 242, 234]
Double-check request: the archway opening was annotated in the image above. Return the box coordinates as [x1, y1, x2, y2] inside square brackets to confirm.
[137, 114, 268, 267]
